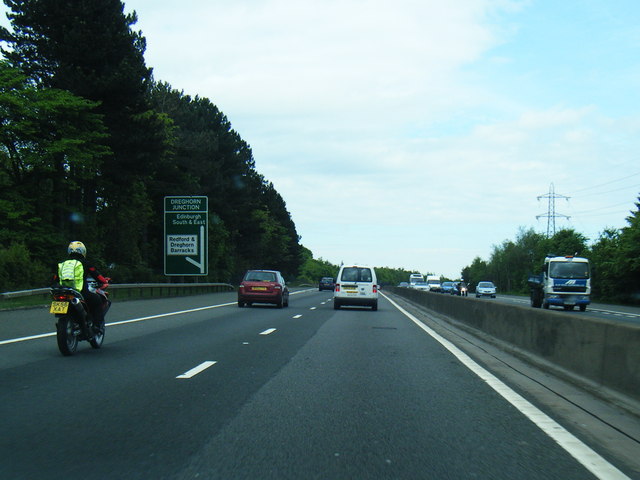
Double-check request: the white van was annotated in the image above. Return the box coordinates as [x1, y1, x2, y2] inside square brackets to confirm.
[426, 275, 441, 292]
[333, 265, 378, 310]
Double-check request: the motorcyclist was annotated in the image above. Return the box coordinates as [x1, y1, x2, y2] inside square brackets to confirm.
[54, 241, 109, 333]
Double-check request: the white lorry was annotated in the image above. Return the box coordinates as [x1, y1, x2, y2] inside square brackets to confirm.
[528, 255, 591, 311]
[409, 273, 424, 288]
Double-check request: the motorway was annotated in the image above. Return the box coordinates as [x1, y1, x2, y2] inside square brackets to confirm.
[1, 289, 639, 479]
[484, 293, 640, 325]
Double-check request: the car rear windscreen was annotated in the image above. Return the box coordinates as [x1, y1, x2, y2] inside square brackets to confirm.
[340, 268, 373, 282]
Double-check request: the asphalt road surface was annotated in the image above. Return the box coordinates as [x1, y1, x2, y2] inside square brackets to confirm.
[1, 289, 638, 479]
[485, 293, 640, 324]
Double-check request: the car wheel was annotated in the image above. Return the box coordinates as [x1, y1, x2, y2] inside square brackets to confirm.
[333, 301, 340, 310]
[238, 301, 245, 308]
[372, 301, 378, 311]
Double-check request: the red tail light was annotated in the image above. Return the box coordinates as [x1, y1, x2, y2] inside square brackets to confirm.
[373, 285, 377, 293]
[335, 284, 340, 292]
[54, 294, 69, 301]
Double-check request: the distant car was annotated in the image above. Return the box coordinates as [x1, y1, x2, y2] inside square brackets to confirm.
[334, 265, 378, 310]
[413, 282, 429, 292]
[319, 277, 335, 291]
[397, 282, 409, 288]
[238, 269, 289, 308]
[441, 281, 455, 294]
[475, 281, 496, 298]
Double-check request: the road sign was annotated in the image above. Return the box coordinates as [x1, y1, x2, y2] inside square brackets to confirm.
[164, 196, 208, 276]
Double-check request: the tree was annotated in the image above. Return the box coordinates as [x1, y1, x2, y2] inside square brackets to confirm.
[1, 0, 168, 270]
[0, 61, 109, 261]
[616, 195, 640, 300]
[538, 228, 588, 260]
[461, 257, 489, 290]
[590, 228, 622, 300]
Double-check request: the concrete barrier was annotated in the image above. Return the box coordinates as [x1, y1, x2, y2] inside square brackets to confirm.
[387, 287, 640, 403]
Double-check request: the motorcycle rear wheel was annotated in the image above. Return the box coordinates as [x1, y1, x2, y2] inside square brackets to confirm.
[56, 316, 78, 356]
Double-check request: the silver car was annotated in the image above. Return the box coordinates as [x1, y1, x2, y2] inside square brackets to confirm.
[475, 281, 496, 298]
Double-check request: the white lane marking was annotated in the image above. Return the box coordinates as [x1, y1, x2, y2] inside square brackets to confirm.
[0, 332, 55, 345]
[1, 301, 249, 346]
[293, 315, 302, 319]
[176, 361, 217, 379]
[310, 307, 317, 310]
[589, 308, 640, 318]
[290, 289, 315, 295]
[382, 293, 631, 480]
[259, 328, 277, 335]
[2, 289, 341, 347]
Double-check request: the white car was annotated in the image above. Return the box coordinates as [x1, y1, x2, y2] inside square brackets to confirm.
[334, 265, 378, 310]
[475, 281, 497, 298]
[413, 282, 430, 292]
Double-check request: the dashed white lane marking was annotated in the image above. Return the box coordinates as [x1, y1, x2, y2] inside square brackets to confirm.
[382, 293, 631, 480]
[293, 315, 302, 319]
[259, 328, 277, 336]
[310, 307, 317, 310]
[176, 361, 217, 379]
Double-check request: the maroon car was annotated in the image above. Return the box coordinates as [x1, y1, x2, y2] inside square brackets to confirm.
[238, 270, 289, 308]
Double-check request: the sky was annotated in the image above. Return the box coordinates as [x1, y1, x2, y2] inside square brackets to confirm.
[10, 1, 640, 279]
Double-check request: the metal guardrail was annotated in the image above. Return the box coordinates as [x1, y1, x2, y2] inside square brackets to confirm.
[0, 283, 235, 304]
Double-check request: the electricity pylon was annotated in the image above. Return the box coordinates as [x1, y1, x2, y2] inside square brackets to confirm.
[536, 183, 570, 238]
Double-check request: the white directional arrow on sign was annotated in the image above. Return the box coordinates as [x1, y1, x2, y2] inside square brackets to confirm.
[185, 225, 206, 274]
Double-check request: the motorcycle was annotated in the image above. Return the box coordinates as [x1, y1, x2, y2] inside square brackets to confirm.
[50, 279, 111, 356]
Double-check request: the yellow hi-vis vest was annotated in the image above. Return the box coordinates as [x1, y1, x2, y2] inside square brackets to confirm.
[58, 259, 84, 291]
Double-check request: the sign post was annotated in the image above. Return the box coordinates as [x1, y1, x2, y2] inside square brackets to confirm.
[164, 196, 208, 276]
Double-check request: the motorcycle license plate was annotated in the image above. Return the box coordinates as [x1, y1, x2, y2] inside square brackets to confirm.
[50, 301, 69, 314]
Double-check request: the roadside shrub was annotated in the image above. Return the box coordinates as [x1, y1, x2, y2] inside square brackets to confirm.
[0, 242, 48, 292]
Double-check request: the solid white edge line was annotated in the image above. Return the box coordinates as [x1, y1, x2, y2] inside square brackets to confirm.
[382, 292, 631, 480]
[176, 361, 217, 379]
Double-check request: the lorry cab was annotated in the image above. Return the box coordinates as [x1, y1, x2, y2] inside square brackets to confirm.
[409, 273, 424, 288]
[530, 255, 591, 311]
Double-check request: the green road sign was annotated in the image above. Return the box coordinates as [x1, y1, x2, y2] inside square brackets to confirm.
[164, 196, 208, 276]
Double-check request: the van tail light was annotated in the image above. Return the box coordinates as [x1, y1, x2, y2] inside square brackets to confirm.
[373, 285, 378, 293]
[335, 284, 340, 292]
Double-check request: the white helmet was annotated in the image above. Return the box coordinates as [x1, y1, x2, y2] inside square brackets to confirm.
[67, 241, 87, 258]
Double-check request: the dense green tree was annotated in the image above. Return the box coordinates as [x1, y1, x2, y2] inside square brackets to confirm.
[538, 228, 588, 260]
[616, 196, 640, 300]
[1, 0, 168, 270]
[590, 228, 622, 300]
[0, 61, 109, 262]
[461, 257, 489, 290]
[297, 247, 339, 285]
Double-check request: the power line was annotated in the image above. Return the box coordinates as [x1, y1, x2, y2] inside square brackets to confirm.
[536, 183, 570, 237]
[567, 171, 640, 196]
